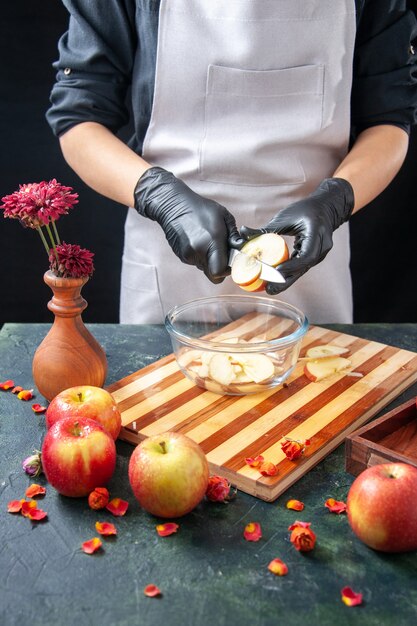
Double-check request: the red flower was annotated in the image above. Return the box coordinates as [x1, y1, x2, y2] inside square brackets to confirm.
[206, 475, 233, 502]
[281, 437, 310, 461]
[49, 242, 95, 279]
[88, 487, 110, 510]
[1, 179, 78, 228]
[289, 521, 316, 552]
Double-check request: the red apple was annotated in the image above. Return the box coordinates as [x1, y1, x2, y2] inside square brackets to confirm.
[231, 233, 289, 292]
[128, 431, 209, 518]
[42, 416, 117, 497]
[347, 462, 417, 552]
[46, 385, 121, 440]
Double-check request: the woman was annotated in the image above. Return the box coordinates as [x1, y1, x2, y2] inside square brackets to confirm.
[47, 0, 417, 323]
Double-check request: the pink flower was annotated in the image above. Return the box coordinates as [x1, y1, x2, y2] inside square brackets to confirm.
[49, 242, 95, 279]
[1, 179, 78, 228]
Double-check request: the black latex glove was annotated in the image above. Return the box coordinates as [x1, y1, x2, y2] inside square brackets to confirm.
[240, 177, 355, 295]
[134, 167, 244, 283]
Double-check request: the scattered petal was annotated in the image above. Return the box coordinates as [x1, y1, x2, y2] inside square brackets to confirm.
[32, 403, 47, 413]
[286, 499, 304, 511]
[281, 437, 310, 461]
[82, 537, 102, 554]
[88, 487, 110, 510]
[341, 586, 363, 607]
[21, 500, 47, 521]
[289, 522, 316, 552]
[259, 461, 279, 476]
[26, 508, 48, 521]
[144, 584, 162, 598]
[325, 498, 347, 514]
[106, 498, 129, 516]
[288, 520, 311, 530]
[243, 522, 262, 542]
[22, 450, 43, 477]
[206, 475, 233, 502]
[268, 558, 289, 576]
[8, 499, 24, 513]
[17, 389, 34, 401]
[25, 484, 46, 498]
[0, 379, 15, 390]
[95, 521, 117, 536]
[245, 455, 264, 468]
[12, 386, 23, 394]
[156, 523, 179, 537]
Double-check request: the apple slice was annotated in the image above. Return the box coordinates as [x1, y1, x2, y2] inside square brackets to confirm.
[230, 353, 275, 384]
[240, 277, 266, 292]
[305, 344, 350, 360]
[304, 356, 352, 382]
[241, 232, 289, 267]
[209, 354, 236, 386]
[231, 252, 262, 286]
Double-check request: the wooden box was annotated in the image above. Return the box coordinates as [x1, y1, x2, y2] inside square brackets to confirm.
[345, 397, 417, 476]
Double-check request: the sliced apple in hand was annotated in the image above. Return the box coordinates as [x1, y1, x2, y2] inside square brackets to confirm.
[303, 344, 350, 360]
[304, 356, 352, 382]
[241, 232, 289, 266]
[231, 232, 289, 292]
[231, 252, 262, 286]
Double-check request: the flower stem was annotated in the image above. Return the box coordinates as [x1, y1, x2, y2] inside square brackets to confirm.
[51, 219, 61, 245]
[37, 227, 51, 257]
[45, 223, 59, 265]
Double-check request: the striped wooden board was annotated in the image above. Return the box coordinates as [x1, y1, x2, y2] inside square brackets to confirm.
[107, 317, 417, 501]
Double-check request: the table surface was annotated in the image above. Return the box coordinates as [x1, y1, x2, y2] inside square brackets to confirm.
[1, 323, 417, 626]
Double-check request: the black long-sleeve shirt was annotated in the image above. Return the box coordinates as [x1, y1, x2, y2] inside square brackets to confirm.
[46, 0, 417, 154]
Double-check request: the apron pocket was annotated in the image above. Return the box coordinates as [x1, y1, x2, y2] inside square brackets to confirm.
[120, 259, 164, 324]
[199, 64, 324, 187]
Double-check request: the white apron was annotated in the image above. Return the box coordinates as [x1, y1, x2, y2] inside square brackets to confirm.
[120, 0, 357, 324]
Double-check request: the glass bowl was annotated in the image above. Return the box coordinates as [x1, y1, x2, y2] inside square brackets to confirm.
[165, 295, 308, 396]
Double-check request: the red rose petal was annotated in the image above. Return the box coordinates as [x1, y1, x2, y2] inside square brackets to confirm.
[82, 538, 102, 554]
[7, 499, 24, 513]
[25, 484, 46, 498]
[95, 521, 117, 536]
[268, 558, 289, 576]
[288, 520, 311, 530]
[12, 386, 23, 394]
[286, 499, 304, 511]
[243, 522, 262, 542]
[0, 379, 15, 390]
[17, 389, 34, 401]
[144, 584, 162, 597]
[156, 523, 179, 537]
[106, 498, 129, 516]
[26, 508, 48, 521]
[325, 498, 347, 514]
[341, 586, 363, 607]
[244, 455, 264, 468]
[259, 461, 279, 476]
[32, 403, 47, 414]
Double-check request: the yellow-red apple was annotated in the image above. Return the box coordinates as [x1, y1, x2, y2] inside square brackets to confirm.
[46, 385, 121, 440]
[347, 463, 417, 552]
[42, 416, 116, 497]
[128, 431, 209, 518]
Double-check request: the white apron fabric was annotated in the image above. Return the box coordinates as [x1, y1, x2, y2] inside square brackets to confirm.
[120, 0, 357, 324]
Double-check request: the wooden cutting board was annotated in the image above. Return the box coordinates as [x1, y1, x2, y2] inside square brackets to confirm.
[107, 318, 417, 501]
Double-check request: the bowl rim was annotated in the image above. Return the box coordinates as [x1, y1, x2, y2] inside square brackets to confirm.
[164, 295, 309, 352]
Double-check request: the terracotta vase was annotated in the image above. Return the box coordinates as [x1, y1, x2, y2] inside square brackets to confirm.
[32, 270, 108, 401]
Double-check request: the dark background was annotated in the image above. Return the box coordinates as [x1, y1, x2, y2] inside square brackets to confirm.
[1, 0, 416, 327]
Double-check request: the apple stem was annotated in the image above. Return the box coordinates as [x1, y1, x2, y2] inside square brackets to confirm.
[77, 392, 83, 402]
[159, 441, 167, 454]
[73, 421, 83, 437]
